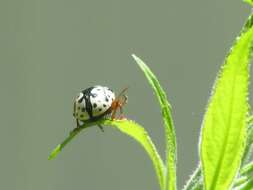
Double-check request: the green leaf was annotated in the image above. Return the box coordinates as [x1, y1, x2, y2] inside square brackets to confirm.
[183, 165, 202, 190]
[200, 20, 253, 190]
[181, 115, 253, 190]
[241, 116, 253, 164]
[240, 162, 253, 176]
[48, 122, 94, 160]
[132, 54, 177, 190]
[244, 0, 253, 7]
[104, 120, 165, 189]
[49, 119, 165, 190]
[233, 176, 248, 188]
[236, 176, 253, 190]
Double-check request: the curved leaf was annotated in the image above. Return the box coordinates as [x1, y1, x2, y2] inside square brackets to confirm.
[48, 119, 165, 190]
[103, 120, 165, 189]
[200, 21, 253, 190]
[132, 54, 177, 190]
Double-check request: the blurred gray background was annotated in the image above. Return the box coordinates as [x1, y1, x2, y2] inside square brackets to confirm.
[0, 0, 251, 190]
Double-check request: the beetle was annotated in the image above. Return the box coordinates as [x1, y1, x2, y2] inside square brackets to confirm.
[73, 85, 128, 131]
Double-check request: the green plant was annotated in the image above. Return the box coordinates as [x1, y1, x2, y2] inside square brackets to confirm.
[49, 2, 253, 190]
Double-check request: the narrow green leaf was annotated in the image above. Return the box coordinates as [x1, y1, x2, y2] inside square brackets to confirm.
[233, 176, 248, 188]
[241, 118, 253, 164]
[48, 122, 94, 160]
[181, 115, 253, 190]
[240, 162, 253, 176]
[49, 119, 165, 190]
[200, 22, 253, 190]
[183, 165, 202, 190]
[103, 120, 165, 190]
[171, 14, 253, 190]
[236, 176, 253, 190]
[132, 54, 177, 190]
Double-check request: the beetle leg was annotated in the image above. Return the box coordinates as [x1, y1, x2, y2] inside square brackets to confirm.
[76, 119, 80, 128]
[119, 106, 124, 119]
[119, 105, 127, 120]
[73, 119, 81, 132]
[97, 124, 104, 132]
[122, 95, 128, 105]
[111, 108, 117, 120]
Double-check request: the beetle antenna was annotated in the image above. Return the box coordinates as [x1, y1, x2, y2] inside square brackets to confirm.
[115, 86, 129, 100]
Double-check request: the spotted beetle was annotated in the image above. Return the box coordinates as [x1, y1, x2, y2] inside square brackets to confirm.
[73, 85, 128, 131]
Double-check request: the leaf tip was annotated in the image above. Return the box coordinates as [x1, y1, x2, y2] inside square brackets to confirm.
[48, 144, 61, 160]
[131, 53, 138, 61]
[131, 54, 144, 68]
